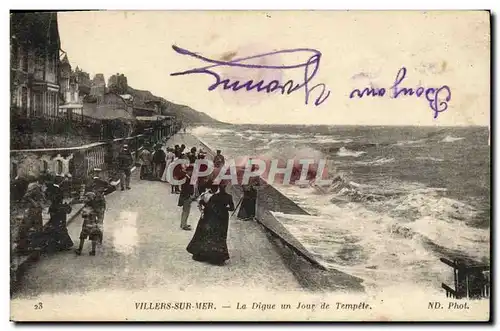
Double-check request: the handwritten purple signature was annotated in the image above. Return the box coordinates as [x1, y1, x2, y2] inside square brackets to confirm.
[170, 45, 330, 106]
[170, 45, 451, 118]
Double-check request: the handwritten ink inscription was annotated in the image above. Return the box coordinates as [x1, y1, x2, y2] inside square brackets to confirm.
[349, 67, 452, 119]
[170, 45, 451, 118]
[170, 45, 330, 106]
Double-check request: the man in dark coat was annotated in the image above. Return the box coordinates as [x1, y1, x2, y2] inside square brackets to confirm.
[152, 144, 166, 180]
[178, 166, 195, 231]
[187, 147, 197, 164]
[117, 144, 134, 190]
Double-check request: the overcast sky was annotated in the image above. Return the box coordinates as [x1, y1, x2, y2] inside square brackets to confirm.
[57, 11, 490, 126]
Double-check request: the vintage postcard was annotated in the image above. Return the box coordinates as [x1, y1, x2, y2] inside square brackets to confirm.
[9, 10, 490, 322]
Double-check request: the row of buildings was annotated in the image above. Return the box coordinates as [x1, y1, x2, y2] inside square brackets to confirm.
[10, 12, 174, 144]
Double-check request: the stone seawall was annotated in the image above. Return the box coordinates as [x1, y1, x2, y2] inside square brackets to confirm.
[182, 133, 365, 292]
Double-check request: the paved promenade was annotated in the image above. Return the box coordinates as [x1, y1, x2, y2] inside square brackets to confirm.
[12, 133, 303, 301]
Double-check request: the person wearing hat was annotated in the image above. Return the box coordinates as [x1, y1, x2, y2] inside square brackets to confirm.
[214, 150, 225, 168]
[117, 144, 134, 190]
[138, 145, 153, 180]
[197, 149, 207, 160]
[23, 176, 46, 234]
[76, 191, 103, 256]
[152, 143, 166, 180]
[187, 183, 235, 265]
[86, 168, 113, 226]
[161, 147, 175, 183]
[45, 186, 73, 252]
[178, 165, 195, 231]
[187, 147, 197, 164]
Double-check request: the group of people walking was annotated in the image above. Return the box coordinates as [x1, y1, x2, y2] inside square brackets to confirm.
[13, 138, 260, 265]
[138, 139, 259, 266]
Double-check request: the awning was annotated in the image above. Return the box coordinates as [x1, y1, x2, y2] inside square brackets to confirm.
[59, 104, 83, 109]
[82, 102, 135, 121]
[136, 115, 172, 121]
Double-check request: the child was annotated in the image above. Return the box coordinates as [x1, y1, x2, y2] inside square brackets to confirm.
[76, 192, 103, 256]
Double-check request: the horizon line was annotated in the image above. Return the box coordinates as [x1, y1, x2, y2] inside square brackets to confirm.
[198, 122, 490, 128]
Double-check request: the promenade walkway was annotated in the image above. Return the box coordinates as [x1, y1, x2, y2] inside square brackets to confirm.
[12, 133, 303, 302]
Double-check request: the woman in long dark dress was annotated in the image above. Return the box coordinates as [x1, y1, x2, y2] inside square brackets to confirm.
[187, 184, 235, 265]
[45, 190, 74, 252]
[237, 183, 257, 221]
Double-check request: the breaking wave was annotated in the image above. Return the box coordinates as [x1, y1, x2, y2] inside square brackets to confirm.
[191, 124, 489, 293]
[394, 139, 427, 146]
[337, 147, 366, 158]
[441, 135, 465, 143]
[190, 126, 234, 136]
[354, 157, 395, 166]
[416, 156, 444, 162]
[274, 179, 488, 290]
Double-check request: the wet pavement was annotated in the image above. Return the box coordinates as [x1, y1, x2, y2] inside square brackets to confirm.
[12, 150, 303, 300]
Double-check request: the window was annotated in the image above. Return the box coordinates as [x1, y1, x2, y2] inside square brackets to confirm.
[46, 93, 51, 116]
[21, 87, 28, 115]
[54, 92, 59, 116]
[34, 93, 43, 117]
[48, 56, 54, 74]
[56, 160, 63, 175]
[12, 163, 18, 179]
[11, 41, 18, 68]
[21, 49, 28, 72]
[42, 160, 48, 172]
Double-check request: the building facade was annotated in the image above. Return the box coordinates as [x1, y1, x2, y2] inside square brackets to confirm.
[10, 12, 61, 119]
[108, 73, 128, 94]
[90, 73, 106, 99]
[58, 54, 84, 120]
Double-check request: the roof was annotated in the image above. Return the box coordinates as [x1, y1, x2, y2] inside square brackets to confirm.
[82, 102, 135, 121]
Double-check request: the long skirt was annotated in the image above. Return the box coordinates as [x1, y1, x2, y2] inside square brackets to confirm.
[44, 222, 74, 252]
[237, 197, 256, 220]
[186, 212, 230, 264]
[161, 161, 172, 182]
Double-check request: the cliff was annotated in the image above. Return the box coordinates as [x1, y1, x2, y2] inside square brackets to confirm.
[127, 87, 223, 125]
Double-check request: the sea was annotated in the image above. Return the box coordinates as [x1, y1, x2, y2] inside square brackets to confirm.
[189, 124, 490, 294]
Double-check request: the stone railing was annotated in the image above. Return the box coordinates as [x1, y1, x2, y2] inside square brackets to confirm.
[10, 124, 180, 288]
[10, 134, 150, 188]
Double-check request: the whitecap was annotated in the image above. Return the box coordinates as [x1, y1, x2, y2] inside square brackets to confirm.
[416, 156, 444, 162]
[441, 135, 465, 143]
[394, 139, 427, 146]
[337, 147, 366, 158]
[190, 125, 234, 137]
[354, 157, 395, 166]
